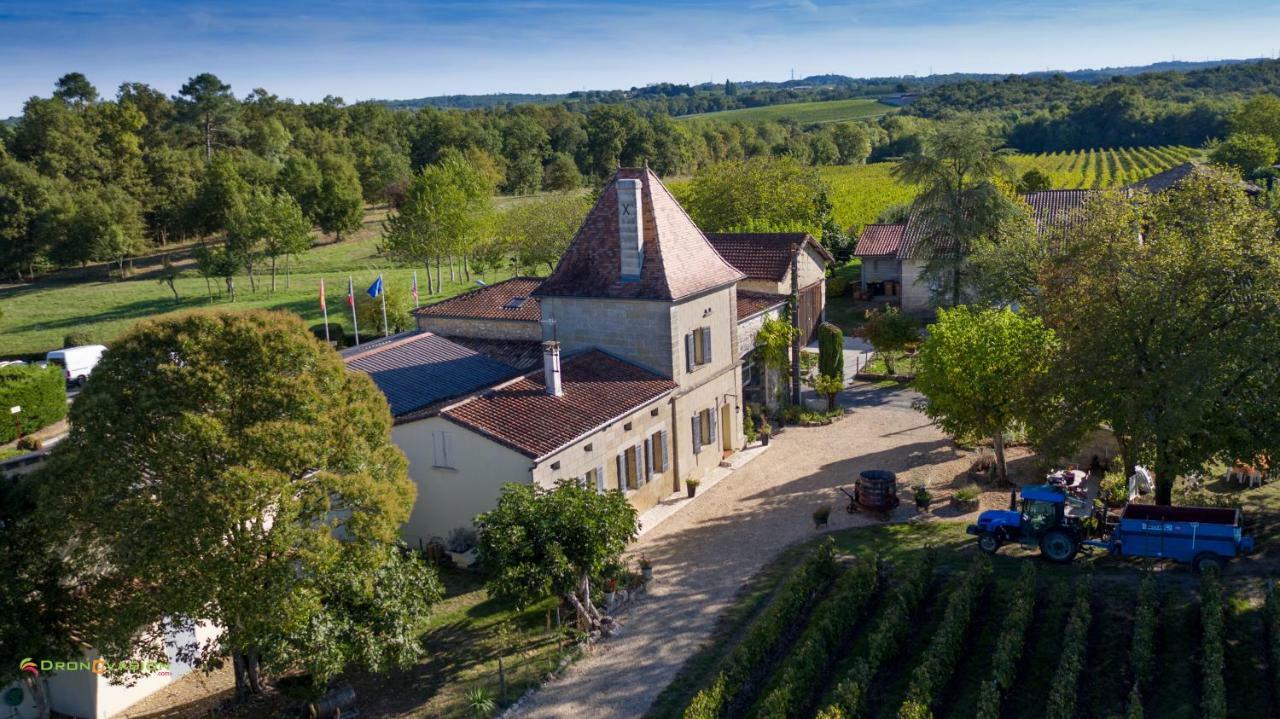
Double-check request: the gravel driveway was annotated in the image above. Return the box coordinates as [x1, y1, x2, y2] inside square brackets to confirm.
[507, 383, 959, 719]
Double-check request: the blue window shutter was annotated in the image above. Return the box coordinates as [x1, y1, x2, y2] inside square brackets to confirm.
[595, 465, 605, 493]
[685, 332, 695, 372]
[644, 437, 653, 480]
[692, 415, 702, 454]
[616, 454, 625, 490]
[661, 431, 670, 471]
[639, 441, 649, 484]
[709, 407, 718, 449]
[702, 327, 713, 364]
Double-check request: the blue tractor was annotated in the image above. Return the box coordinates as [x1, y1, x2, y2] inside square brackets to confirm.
[966, 484, 1093, 562]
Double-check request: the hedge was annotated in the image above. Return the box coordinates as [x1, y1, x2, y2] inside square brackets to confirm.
[1201, 571, 1226, 719]
[976, 562, 1037, 719]
[1045, 574, 1094, 719]
[683, 538, 838, 719]
[0, 364, 67, 444]
[310, 323, 346, 346]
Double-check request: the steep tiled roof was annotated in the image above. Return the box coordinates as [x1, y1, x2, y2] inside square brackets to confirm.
[736, 290, 787, 321]
[442, 350, 677, 459]
[895, 209, 941, 261]
[342, 332, 521, 418]
[1024, 190, 1093, 239]
[705, 232, 832, 281]
[534, 168, 744, 301]
[853, 224, 905, 257]
[442, 336, 543, 370]
[413, 277, 543, 322]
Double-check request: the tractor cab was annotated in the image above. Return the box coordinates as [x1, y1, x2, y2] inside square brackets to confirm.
[966, 484, 1089, 562]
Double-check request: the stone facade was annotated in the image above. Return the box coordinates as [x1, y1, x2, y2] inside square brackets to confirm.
[416, 314, 540, 341]
[900, 259, 933, 315]
[539, 295, 675, 377]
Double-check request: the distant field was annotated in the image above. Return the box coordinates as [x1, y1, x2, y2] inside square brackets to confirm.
[825, 145, 1199, 231]
[677, 97, 893, 124]
[0, 210, 517, 358]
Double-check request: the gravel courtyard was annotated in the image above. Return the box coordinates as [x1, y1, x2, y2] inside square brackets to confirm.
[508, 383, 968, 719]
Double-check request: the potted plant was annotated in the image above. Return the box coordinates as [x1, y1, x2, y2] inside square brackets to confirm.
[686, 477, 701, 498]
[813, 504, 831, 529]
[760, 419, 773, 446]
[638, 555, 653, 582]
[914, 484, 932, 511]
[950, 484, 981, 512]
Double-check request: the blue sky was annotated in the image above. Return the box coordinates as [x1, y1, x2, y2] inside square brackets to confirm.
[3, 0, 1279, 115]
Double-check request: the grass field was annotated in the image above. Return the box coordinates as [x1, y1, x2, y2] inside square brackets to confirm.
[0, 210, 518, 358]
[678, 97, 894, 125]
[649, 517, 1277, 719]
[824, 145, 1200, 232]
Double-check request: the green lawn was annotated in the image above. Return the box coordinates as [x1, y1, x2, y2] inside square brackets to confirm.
[677, 97, 895, 125]
[0, 213, 518, 359]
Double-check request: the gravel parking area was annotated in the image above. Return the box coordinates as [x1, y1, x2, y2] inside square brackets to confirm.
[508, 383, 964, 719]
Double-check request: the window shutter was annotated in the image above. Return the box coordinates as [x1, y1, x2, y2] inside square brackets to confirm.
[709, 407, 718, 449]
[692, 415, 702, 454]
[638, 441, 648, 484]
[616, 454, 625, 490]
[661, 430, 670, 471]
[644, 437, 653, 480]
[595, 465, 605, 493]
[702, 327, 713, 364]
[685, 332, 695, 372]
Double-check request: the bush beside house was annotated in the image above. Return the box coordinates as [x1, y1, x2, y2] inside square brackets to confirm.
[0, 364, 67, 443]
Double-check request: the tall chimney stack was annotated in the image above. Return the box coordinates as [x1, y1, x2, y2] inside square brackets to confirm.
[617, 178, 644, 280]
[542, 341, 563, 397]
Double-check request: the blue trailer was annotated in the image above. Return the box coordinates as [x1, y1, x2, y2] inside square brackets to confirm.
[967, 485, 1254, 571]
[1094, 503, 1254, 573]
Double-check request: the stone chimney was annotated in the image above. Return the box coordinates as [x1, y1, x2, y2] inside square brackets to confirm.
[617, 178, 644, 280]
[542, 341, 563, 397]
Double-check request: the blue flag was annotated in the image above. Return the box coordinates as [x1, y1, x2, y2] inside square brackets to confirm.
[366, 275, 383, 299]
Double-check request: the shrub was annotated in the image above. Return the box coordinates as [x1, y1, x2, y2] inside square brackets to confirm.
[753, 557, 879, 718]
[1201, 570, 1226, 719]
[310, 323, 346, 346]
[1100, 471, 1128, 507]
[744, 409, 758, 443]
[818, 323, 844, 380]
[953, 485, 981, 503]
[683, 539, 837, 719]
[826, 274, 850, 298]
[16, 435, 43, 451]
[862, 306, 918, 375]
[0, 364, 67, 444]
[898, 555, 991, 716]
[1045, 575, 1093, 719]
[63, 331, 93, 348]
[1130, 574, 1158, 694]
[813, 374, 845, 412]
[818, 552, 935, 718]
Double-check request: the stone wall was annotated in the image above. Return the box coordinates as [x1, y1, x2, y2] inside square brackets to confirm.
[539, 296, 675, 377]
[415, 315, 541, 341]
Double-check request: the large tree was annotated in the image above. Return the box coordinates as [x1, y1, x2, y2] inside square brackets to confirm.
[684, 156, 831, 236]
[34, 311, 442, 698]
[914, 306, 1056, 483]
[1038, 171, 1280, 504]
[500, 191, 592, 273]
[476, 481, 639, 635]
[314, 154, 365, 240]
[229, 188, 312, 292]
[382, 151, 495, 293]
[175, 73, 241, 162]
[893, 120, 1029, 307]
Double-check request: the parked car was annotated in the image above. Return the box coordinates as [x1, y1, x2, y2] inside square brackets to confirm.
[45, 345, 107, 386]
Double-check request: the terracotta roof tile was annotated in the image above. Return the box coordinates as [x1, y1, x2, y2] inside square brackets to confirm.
[736, 290, 787, 320]
[413, 277, 543, 322]
[853, 224, 905, 257]
[534, 169, 744, 301]
[442, 350, 677, 459]
[342, 332, 521, 417]
[704, 232, 831, 281]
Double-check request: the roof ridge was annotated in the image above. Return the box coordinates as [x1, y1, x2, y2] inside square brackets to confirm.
[341, 331, 437, 362]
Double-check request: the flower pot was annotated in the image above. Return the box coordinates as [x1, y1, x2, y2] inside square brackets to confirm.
[687, 484, 698, 498]
[641, 567, 653, 582]
[762, 434, 771, 446]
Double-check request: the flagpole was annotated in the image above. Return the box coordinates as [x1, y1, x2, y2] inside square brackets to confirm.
[320, 278, 330, 343]
[348, 275, 360, 346]
[380, 274, 390, 337]
[413, 270, 420, 309]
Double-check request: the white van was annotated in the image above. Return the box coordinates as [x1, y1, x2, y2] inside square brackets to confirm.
[46, 345, 107, 386]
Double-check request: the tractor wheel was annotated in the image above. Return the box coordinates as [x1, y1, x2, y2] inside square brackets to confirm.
[1039, 529, 1079, 563]
[1194, 553, 1224, 575]
[977, 532, 1002, 554]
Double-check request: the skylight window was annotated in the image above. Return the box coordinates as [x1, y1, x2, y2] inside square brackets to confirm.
[502, 296, 528, 310]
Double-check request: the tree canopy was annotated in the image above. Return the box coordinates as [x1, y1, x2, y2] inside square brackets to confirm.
[32, 310, 442, 698]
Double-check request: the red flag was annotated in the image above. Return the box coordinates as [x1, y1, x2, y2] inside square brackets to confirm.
[319, 278, 326, 310]
[347, 277, 356, 308]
